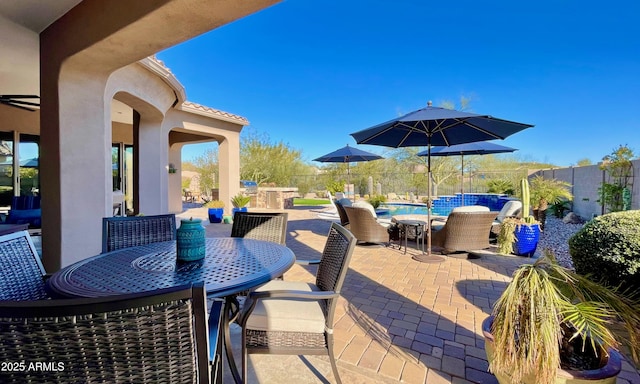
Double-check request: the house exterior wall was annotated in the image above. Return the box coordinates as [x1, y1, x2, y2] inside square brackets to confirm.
[37, 0, 278, 270]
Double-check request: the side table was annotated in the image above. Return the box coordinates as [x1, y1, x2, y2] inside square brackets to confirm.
[396, 219, 426, 254]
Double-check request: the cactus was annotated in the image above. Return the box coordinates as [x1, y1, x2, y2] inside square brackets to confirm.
[520, 178, 536, 224]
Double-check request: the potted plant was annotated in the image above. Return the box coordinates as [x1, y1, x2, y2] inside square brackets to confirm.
[482, 251, 640, 384]
[204, 200, 225, 223]
[529, 175, 573, 230]
[497, 178, 541, 257]
[231, 193, 251, 215]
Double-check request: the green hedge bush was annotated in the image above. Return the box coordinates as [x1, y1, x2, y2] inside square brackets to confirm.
[568, 210, 640, 291]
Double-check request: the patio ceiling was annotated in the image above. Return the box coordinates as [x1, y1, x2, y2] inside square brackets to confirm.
[0, 1, 83, 33]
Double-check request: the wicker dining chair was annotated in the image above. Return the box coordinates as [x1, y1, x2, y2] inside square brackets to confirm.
[239, 222, 356, 384]
[102, 213, 177, 253]
[0, 283, 223, 384]
[230, 211, 288, 245]
[0, 230, 50, 300]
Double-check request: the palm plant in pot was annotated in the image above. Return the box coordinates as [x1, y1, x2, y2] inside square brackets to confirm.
[529, 175, 573, 230]
[497, 178, 540, 257]
[482, 251, 640, 384]
[231, 193, 251, 215]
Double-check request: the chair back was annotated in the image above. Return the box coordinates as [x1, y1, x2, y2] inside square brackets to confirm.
[0, 284, 211, 383]
[334, 200, 350, 227]
[0, 231, 48, 300]
[496, 200, 522, 222]
[343, 206, 389, 244]
[102, 214, 176, 253]
[315, 223, 356, 322]
[433, 211, 498, 252]
[231, 212, 288, 245]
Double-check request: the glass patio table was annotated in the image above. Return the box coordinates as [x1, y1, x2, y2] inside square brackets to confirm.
[47, 237, 296, 384]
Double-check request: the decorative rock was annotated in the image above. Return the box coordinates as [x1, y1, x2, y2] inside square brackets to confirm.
[535, 216, 584, 270]
[562, 212, 583, 224]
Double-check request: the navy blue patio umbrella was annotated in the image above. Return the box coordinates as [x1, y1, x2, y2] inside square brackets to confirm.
[417, 141, 517, 204]
[351, 102, 532, 262]
[313, 144, 383, 198]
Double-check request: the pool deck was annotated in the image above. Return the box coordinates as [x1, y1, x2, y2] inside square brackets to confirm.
[179, 204, 640, 384]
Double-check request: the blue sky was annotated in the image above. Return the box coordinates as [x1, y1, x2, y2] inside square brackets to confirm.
[157, 1, 640, 167]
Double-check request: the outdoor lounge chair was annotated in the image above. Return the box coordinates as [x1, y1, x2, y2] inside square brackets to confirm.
[231, 211, 288, 245]
[102, 213, 177, 253]
[431, 211, 498, 254]
[239, 223, 356, 384]
[0, 283, 223, 383]
[491, 200, 522, 236]
[0, 230, 50, 300]
[343, 205, 390, 245]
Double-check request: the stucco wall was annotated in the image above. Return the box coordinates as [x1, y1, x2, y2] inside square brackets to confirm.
[533, 159, 640, 219]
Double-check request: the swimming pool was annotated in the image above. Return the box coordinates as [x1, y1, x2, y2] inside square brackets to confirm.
[378, 193, 511, 217]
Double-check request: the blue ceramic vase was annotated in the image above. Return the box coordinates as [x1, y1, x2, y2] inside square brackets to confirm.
[176, 218, 206, 262]
[514, 223, 540, 257]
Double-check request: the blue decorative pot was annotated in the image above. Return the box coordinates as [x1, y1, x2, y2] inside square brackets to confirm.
[514, 223, 540, 257]
[232, 207, 248, 216]
[208, 208, 224, 223]
[176, 218, 206, 262]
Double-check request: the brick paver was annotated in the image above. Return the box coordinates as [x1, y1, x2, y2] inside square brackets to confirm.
[188, 205, 640, 383]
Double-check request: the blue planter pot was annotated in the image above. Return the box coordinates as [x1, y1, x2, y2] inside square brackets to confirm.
[514, 223, 540, 257]
[232, 207, 248, 216]
[208, 208, 224, 223]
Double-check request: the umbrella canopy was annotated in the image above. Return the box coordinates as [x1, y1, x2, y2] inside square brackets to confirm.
[417, 142, 517, 203]
[351, 102, 533, 262]
[313, 144, 383, 198]
[313, 144, 384, 163]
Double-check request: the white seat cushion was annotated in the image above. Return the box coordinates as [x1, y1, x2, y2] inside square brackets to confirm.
[352, 200, 377, 217]
[246, 280, 325, 333]
[451, 205, 489, 213]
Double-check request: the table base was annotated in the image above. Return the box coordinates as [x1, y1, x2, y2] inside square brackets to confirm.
[412, 254, 445, 263]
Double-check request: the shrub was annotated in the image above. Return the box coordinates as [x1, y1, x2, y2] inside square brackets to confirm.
[568, 210, 640, 291]
[367, 194, 386, 209]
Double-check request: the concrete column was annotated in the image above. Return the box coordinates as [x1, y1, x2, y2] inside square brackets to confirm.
[40, 63, 111, 270]
[168, 143, 184, 213]
[218, 135, 240, 215]
[138, 119, 168, 215]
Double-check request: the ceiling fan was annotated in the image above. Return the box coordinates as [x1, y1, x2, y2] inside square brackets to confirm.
[0, 95, 40, 112]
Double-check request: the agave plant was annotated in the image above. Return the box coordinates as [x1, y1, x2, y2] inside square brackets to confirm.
[487, 252, 640, 384]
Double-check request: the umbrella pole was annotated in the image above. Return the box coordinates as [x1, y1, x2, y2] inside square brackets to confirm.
[413, 142, 444, 263]
[460, 154, 465, 206]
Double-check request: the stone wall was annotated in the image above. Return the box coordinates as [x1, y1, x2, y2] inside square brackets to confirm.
[533, 159, 640, 219]
[251, 187, 298, 210]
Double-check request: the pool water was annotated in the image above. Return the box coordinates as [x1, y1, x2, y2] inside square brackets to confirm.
[377, 203, 451, 217]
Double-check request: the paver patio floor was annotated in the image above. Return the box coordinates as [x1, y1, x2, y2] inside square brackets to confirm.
[180, 205, 640, 384]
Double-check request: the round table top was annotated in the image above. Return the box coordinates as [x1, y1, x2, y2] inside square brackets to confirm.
[48, 238, 296, 298]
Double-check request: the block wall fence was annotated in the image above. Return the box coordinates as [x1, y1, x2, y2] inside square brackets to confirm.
[532, 159, 640, 220]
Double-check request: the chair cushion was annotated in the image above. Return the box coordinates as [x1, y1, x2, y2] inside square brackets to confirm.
[246, 280, 325, 333]
[352, 200, 377, 218]
[451, 205, 489, 213]
[7, 209, 41, 227]
[336, 198, 352, 207]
